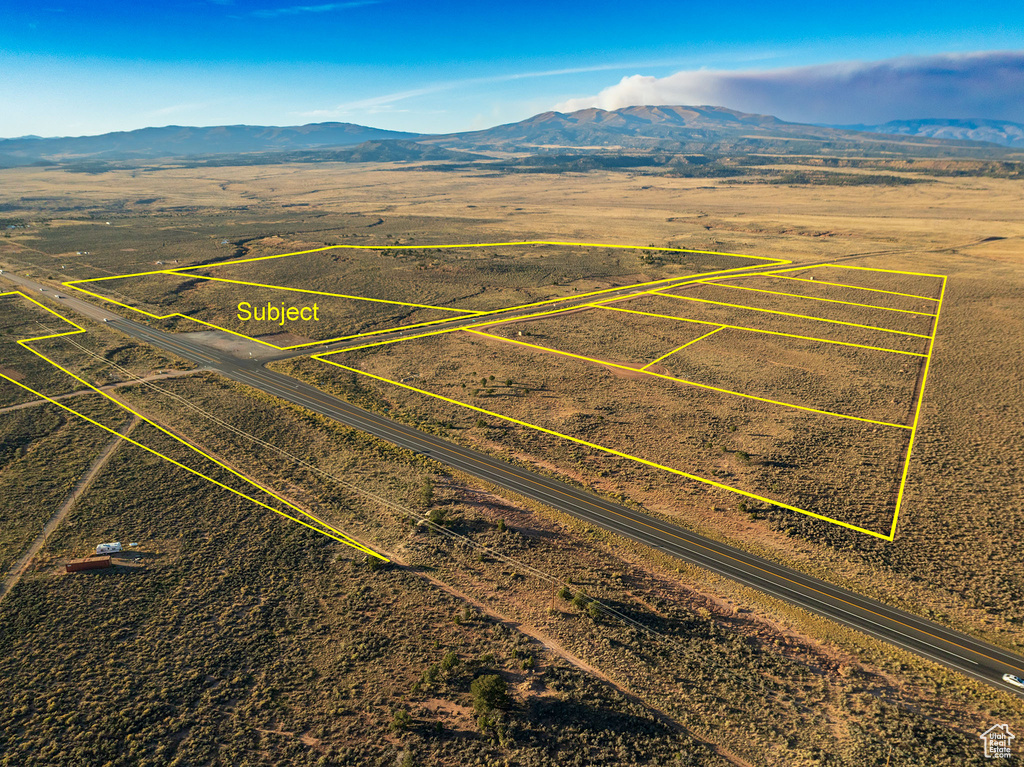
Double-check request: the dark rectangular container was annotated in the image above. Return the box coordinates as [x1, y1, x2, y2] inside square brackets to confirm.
[65, 556, 112, 573]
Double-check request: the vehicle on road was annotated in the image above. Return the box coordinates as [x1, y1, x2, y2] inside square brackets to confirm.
[1004, 673, 1024, 690]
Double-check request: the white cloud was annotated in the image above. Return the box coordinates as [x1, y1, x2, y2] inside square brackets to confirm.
[297, 62, 663, 121]
[148, 102, 209, 118]
[554, 51, 1024, 124]
[251, 1, 378, 19]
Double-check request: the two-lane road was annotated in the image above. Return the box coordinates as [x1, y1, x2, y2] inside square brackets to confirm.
[4, 269, 1024, 699]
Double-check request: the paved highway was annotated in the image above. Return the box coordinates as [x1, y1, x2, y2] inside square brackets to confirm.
[4, 269, 1024, 698]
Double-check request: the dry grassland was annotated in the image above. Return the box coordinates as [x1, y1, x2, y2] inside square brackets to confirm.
[70, 242, 770, 344]
[490, 308, 716, 367]
[0, 397, 126, 575]
[614, 294, 929, 355]
[3, 359, 1010, 766]
[655, 279, 938, 336]
[489, 311, 918, 431]
[330, 328, 909, 535]
[1, 158, 1023, 761]
[708, 273, 939, 311]
[77, 270, 465, 344]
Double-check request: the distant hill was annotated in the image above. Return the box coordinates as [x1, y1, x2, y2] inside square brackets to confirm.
[426, 105, 1016, 158]
[182, 140, 483, 168]
[0, 122, 419, 165]
[466, 105, 789, 138]
[831, 118, 1024, 148]
[430, 105, 796, 149]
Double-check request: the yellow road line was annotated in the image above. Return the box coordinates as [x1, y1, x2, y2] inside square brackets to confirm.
[466, 328, 910, 429]
[691, 280, 938, 316]
[889, 274, 947, 539]
[0, 291, 386, 560]
[649, 292, 931, 338]
[641, 327, 725, 370]
[591, 304, 928, 357]
[314, 355, 893, 540]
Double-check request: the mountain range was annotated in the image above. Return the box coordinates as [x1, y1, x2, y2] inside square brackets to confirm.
[2, 106, 1022, 168]
[0, 122, 417, 166]
[830, 118, 1024, 148]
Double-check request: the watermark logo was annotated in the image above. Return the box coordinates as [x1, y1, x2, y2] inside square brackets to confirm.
[981, 724, 1015, 759]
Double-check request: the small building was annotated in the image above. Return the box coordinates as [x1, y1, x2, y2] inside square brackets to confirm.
[96, 542, 122, 555]
[66, 556, 112, 574]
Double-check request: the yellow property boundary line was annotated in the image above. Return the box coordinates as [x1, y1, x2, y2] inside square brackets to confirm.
[55, 239, 945, 540]
[463, 328, 910, 429]
[689, 280, 938, 316]
[641, 326, 725, 371]
[316, 262, 946, 540]
[61, 241, 787, 351]
[588, 304, 928, 357]
[0, 291, 387, 561]
[646, 291, 932, 338]
[703, 268, 941, 301]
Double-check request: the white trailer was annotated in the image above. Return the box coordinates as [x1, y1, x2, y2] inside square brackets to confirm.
[96, 542, 122, 555]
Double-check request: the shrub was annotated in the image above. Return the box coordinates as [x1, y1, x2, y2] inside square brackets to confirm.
[422, 664, 440, 684]
[440, 650, 459, 672]
[419, 478, 434, 507]
[391, 709, 413, 732]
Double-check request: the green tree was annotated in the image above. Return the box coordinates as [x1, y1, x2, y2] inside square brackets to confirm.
[471, 674, 509, 714]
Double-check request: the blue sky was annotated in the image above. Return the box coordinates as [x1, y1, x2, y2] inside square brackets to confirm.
[2, 0, 1023, 137]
